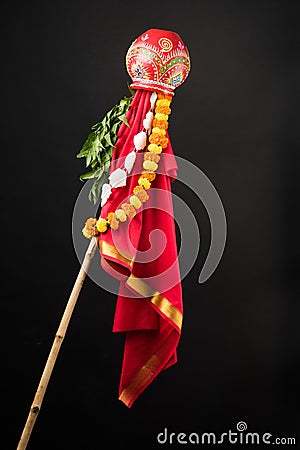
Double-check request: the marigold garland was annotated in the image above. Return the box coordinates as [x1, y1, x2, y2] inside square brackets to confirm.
[121, 203, 136, 218]
[151, 127, 166, 136]
[133, 187, 149, 202]
[138, 177, 151, 189]
[152, 119, 168, 130]
[141, 170, 156, 181]
[143, 160, 158, 172]
[82, 92, 172, 237]
[155, 105, 171, 115]
[96, 218, 107, 233]
[143, 153, 160, 163]
[116, 209, 127, 221]
[147, 143, 162, 154]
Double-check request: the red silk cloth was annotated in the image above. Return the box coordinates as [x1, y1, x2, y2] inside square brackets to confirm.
[98, 89, 183, 407]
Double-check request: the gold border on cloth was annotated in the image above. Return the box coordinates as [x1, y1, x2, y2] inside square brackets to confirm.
[99, 243, 183, 407]
[99, 240, 134, 268]
[119, 330, 176, 407]
[126, 274, 182, 330]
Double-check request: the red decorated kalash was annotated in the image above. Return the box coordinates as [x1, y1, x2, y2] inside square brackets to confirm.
[126, 28, 190, 95]
[82, 28, 191, 407]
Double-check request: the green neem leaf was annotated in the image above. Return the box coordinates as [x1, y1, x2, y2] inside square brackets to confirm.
[77, 90, 135, 203]
[103, 159, 111, 171]
[111, 122, 119, 134]
[88, 171, 109, 204]
[79, 170, 97, 181]
[85, 152, 92, 167]
[93, 166, 104, 179]
[104, 132, 114, 147]
[127, 83, 136, 97]
[120, 114, 129, 127]
[119, 99, 127, 107]
[88, 180, 101, 205]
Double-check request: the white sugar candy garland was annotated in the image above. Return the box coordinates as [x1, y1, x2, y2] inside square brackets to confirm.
[100, 93, 156, 207]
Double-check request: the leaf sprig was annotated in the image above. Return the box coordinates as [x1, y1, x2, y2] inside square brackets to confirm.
[77, 91, 134, 204]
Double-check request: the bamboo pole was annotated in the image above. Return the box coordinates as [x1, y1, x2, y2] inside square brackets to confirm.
[16, 237, 98, 450]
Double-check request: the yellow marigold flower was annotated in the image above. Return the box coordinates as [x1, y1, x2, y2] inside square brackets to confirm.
[156, 99, 171, 107]
[147, 143, 162, 154]
[133, 187, 149, 202]
[155, 105, 171, 115]
[110, 214, 119, 231]
[121, 203, 136, 218]
[155, 113, 168, 121]
[130, 195, 142, 209]
[138, 177, 151, 189]
[115, 209, 127, 222]
[151, 127, 166, 136]
[152, 118, 168, 130]
[160, 136, 169, 148]
[143, 160, 158, 171]
[82, 227, 93, 239]
[144, 153, 160, 163]
[96, 218, 108, 233]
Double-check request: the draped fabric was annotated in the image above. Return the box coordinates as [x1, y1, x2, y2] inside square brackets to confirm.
[98, 89, 183, 407]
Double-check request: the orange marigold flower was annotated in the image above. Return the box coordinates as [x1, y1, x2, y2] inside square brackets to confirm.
[152, 118, 168, 130]
[110, 214, 119, 231]
[142, 170, 157, 181]
[121, 203, 136, 218]
[155, 105, 171, 115]
[160, 136, 169, 148]
[157, 93, 173, 102]
[84, 218, 99, 236]
[134, 188, 149, 202]
[107, 212, 115, 224]
[149, 133, 161, 145]
[133, 185, 143, 193]
[144, 152, 160, 163]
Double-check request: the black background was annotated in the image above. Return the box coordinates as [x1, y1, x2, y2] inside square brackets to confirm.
[1, 0, 299, 448]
